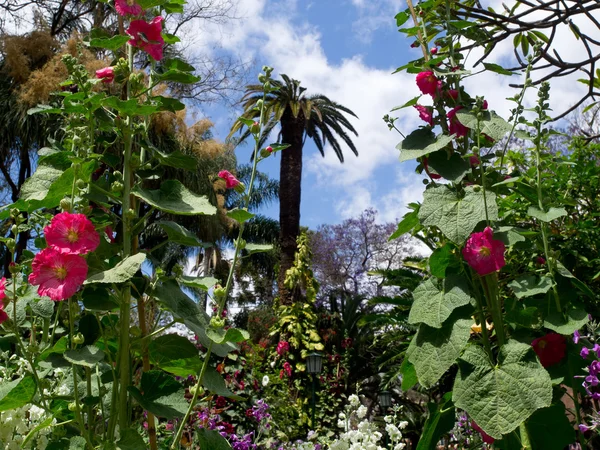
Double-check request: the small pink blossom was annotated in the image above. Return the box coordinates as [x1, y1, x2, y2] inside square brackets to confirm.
[414, 104, 433, 126]
[218, 170, 241, 189]
[28, 248, 88, 301]
[127, 17, 165, 61]
[416, 71, 441, 97]
[276, 341, 290, 356]
[96, 67, 115, 83]
[462, 227, 505, 276]
[44, 212, 100, 255]
[448, 106, 468, 137]
[115, 0, 143, 16]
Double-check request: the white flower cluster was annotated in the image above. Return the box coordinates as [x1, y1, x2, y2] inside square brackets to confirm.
[329, 395, 407, 450]
[0, 405, 55, 450]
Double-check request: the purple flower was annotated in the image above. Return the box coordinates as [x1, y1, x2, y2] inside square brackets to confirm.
[593, 344, 600, 357]
[581, 347, 590, 359]
[574, 330, 580, 344]
[579, 424, 590, 433]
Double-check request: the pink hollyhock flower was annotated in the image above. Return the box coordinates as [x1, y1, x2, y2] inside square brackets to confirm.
[532, 333, 567, 367]
[127, 17, 165, 61]
[276, 341, 290, 356]
[482, 99, 489, 110]
[44, 212, 100, 255]
[422, 157, 442, 180]
[28, 248, 88, 301]
[218, 170, 241, 189]
[115, 0, 143, 16]
[430, 47, 438, 55]
[0, 277, 5, 301]
[282, 361, 292, 377]
[416, 71, 441, 97]
[414, 104, 433, 126]
[96, 67, 115, 83]
[462, 227, 505, 276]
[448, 106, 468, 137]
[446, 89, 459, 101]
[471, 421, 494, 444]
[469, 155, 480, 167]
[266, 146, 273, 153]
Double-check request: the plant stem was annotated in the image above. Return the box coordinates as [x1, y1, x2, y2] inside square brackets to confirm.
[482, 275, 505, 347]
[138, 294, 158, 450]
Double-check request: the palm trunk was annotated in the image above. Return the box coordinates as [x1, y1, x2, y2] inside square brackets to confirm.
[277, 109, 305, 305]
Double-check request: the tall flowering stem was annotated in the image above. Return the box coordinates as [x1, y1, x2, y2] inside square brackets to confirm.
[170, 69, 272, 449]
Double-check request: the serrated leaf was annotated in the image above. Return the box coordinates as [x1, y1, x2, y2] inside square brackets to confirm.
[427, 150, 470, 182]
[64, 345, 105, 368]
[203, 367, 242, 400]
[206, 327, 249, 344]
[179, 275, 218, 291]
[162, 58, 195, 72]
[418, 185, 498, 244]
[149, 334, 202, 376]
[453, 341, 552, 439]
[389, 207, 419, 240]
[103, 97, 158, 116]
[544, 305, 589, 335]
[400, 358, 418, 391]
[116, 429, 147, 450]
[409, 276, 472, 328]
[85, 253, 146, 284]
[153, 148, 197, 170]
[132, 180, 216, 216]
[495, 226, 526, 246]
[397, 128, 454, 162]
[227, 209, 255, 224]
[244, 243, 273, 254]
[156, 69, 200, 84]
[407, 311, 472, 388]
[128, 370, 188, 419]
[157, 221, 207, 247]
[429, 244, 459, 278]
[508, 275, 554, 299]
[527, 206, 567, 222]
[454, 110, 512, 141]
[0, 376, 36, 411]
[525, 402, 576, 450]
[70, 436, 87, 449]
[89, 35, 130, 51]
[197, 429, 233, 450]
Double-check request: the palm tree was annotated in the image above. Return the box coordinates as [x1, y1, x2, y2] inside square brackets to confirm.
[230, 74, 359, 304]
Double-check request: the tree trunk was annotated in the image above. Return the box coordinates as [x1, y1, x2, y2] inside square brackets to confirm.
[277, 108, 305, 305]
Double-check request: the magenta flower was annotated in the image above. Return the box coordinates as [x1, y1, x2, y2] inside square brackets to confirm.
[115, 0, 143, 16]
[0, 277, 5, 301]
[414, 104, 433, 126]
[573, 330, 581, 344]
[447, 106, 468, 137]
[282, 361, 292, 377]
[581, 347, 590, 359]
[416, 71, 441, 97]
[469, 155, 480, 167]
[462, 227, 505, 276]
[28, 248, 88, 301]
[127, 17, 165, 61]
[218, 170, 241, 189]
[532, 333, 567, 367]
[276, 341, 290, 356]
[96, 67, 115, 83]
[471, 421, 494, 444]
[44, 212, 100, 255]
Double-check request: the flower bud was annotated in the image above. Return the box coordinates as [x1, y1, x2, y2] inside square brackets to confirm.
[8, 262, 20, 274]
[60, 198, 72, 212]
[250, 121, 260, 134]
[430, 47, 438, 55]
[76, 179, 86, 190]
[5, 239, 16, 252]
[10, 208, 20, 218]
[111, 181, 124, 192]
[473, 185, 481, 192]
[130, 326, 142, 337]
[113, 171, 123, 180]
[73, 333, 85, 345]
[10, 225, 18, 236]
[213, 286, 227, 300]
[125, 209, 137, 220]
[68, 402, 78, 412]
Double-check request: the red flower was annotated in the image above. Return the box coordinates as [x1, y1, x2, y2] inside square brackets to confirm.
[414, 104, 433, 126]
[0, 278, 8, 325]
[471, 421, 495, 444]
[44, 212, 100, 255]
[446, 89, 459, 101]
[214, 396, 227, 409]
[341, 338, 353, 349]
[96, 67, 115, 83]
[447, 106, 468, 137]
[532, 333, 567, 367]
[276, 341, 290, 356]
[430, 47, 438, 55]
[469, 155, 480, 167]
[115, 0, 143, 16]
[218, 170, 241, 189]
[28, 248, 88, 301]
[462, 227, 505, 276]
[282, 361, 292, 377]
[416, 71, 441, 97]
[126, 17, 165, 61]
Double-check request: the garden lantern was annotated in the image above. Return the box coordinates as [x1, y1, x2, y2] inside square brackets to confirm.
[378, 390, 392, 410]
[306, 352, 323, 428]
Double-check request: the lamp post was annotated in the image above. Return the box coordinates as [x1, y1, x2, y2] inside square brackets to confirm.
[306, 352, 323, 429]
[379, 391, 392, 449]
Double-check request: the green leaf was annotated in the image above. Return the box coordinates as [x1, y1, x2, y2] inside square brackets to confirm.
[397, 128, 454, 162]
[418, 185, 498, 244]
[426, 150, 470, 183]
[206, 327, 249, 344]
[409, 276, 472, 328]
[28, 297, 55, 318]
[162, 58, 195, 72]
[400, 358, 418, 391]
[64, 345, 105, 368]
[20, 165, 64, 202]
[23, 416, 54, 446]
[508, 275, 554, 299]
[116, 429, 147, 450]
[407, 311, 472, 388]
[454, 110, 512, 141]
[495, 226, 526, 246]
[395, 11, 410, 27]
[155, 96, 186, 112]
[429, 244, 459, 278]
[453, 341, 552, 439]
[156, 69, 200, 84]
[103, 97, 158, 116]
[69, 437, 87, 450]
[544, 305, 589, 335]
[132, 180, 216, 216]
[39, 336, 69, 361]
[149, 334, 202, 376]
[89, 35, 129, 51]
[197, 429, 233, 450]
[81, 286, 119, 311]
[161, 33, 180, 44]
[527, 206, 567, 222]
[128, 371, 188, 419]
[227, 209, 255, 224]
[179, 276, 218, 291]
[390, 95, 421, 111]
[203, 367, 242, 400]
[153, 148, 197, 169]
[525, 402, 575, 450]
[157, 221, 207, 247]
[85, 253, 146, 284]
[244, 243, 273, 254]
[483, 62, 515, 76]
[416, 393, 455, 450]
[0, 375, 36, 411]
[505, 298, 542, 329]
[389, 207, 419, 240]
